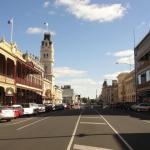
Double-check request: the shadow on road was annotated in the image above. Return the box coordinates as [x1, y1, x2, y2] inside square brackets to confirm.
[0, 132, 149, 150]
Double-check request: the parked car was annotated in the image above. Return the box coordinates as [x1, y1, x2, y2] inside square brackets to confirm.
[21, 103, 39, 115]
[38, 104, 46, 113]
[131, 103, 150, 112]
[54, 104, 65, 110]
[0, 106, 15, 121]
[72, 103, 80, 109]
[45, 103, 55, 112]
[12, 104, 24, 118]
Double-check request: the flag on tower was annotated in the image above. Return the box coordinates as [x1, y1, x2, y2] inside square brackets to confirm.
[44, 22, 49, 32]
[8, 18, 13, 25]
[44, 22, 48, 27]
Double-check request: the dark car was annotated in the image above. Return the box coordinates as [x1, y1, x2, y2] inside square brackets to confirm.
[54, 104, 65, 110]
[45, 104, 55, 112]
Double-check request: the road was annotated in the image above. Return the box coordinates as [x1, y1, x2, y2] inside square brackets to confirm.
[0, 106, 150, 150]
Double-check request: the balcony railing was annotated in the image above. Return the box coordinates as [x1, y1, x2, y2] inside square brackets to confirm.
[0, 73, 15, 84]
[137, 81, 150, 89]
[137, 61, 150, 72]
[16, 77, 42, 89]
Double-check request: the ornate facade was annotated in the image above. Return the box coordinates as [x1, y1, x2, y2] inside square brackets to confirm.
[0, 38, 43, 105]
[0, 32, 62, 105]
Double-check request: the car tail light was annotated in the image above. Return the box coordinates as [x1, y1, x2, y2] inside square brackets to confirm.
[0, 110, 2, 113]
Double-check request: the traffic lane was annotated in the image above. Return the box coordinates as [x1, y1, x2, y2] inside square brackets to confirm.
[0, 110, 66, 128]
[0, 115, 48, 141]
[0, 109, 81, 150]
[72, 108, 129, 150]
[97, 109, 150, 150]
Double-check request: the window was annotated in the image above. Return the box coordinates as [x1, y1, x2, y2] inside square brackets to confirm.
[141, 72, 146, 84]
[137, 75, 141, 84]
[146, 70, 150, 82]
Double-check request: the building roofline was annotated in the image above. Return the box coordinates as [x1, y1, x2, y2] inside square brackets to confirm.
[135, 30, 150, 50]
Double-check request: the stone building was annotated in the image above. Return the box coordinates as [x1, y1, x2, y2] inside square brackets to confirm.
[61, 85, 75, 104]
[134, 31, 150, 102]
[124, 71, 136, 102]
[40, 32, 56, 103]
[101, 80, 118, 104]
[117, 73, 128, 102]
[117, 72, 136, 103]
[0, 38, 43, 105]
[0, 32, 62, 105]
[54, 85, 63, 104]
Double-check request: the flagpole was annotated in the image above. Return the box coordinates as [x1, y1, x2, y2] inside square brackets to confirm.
[10, 19, 13, 43]
[46, 24, 48, 31]
[9, 18, 14, 43]
[44, 22, 49, 32]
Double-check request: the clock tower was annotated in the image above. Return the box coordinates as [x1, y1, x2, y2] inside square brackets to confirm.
[40, 32, 55, 83]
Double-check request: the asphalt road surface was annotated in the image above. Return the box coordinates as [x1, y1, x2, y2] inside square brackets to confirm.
[0, 106, 150, 150]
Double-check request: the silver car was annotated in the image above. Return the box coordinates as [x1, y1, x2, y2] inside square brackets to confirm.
[131, 103, 150, 112]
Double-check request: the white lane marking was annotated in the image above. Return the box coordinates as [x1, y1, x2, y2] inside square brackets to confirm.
[80, 122, 106, 125]
[7, 118, 33, 125]
[67, 112, 82, 150]
[95, 110, 134, 150]
[73, 144, 113, 150]
[143, 120, 150, 124]
[16, 117, 48, 130]
[81, 117, 100, 119]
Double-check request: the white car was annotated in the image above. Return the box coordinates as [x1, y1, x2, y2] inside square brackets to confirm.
[21, 103, 39, 115]
[0, 106, 15, 121]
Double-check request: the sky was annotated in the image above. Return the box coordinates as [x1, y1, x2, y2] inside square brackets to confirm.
[0, 0, 150, 98]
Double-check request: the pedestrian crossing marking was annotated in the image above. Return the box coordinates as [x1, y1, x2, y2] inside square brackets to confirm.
[73, 144, 113, 150]
[80, 122, 106, 125]
[81, 117, 101, 119]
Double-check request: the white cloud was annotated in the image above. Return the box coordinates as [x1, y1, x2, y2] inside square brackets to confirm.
[56, 78, 101, 98]
[44, 1, 50, 8]
[26, 27, 55, 35]
[104, 70, 129, 80]
[114, 49, 134, 57]
[55, 0, 127, 22]
[114, 49, 134, 65]
[116, 55, 134, 64]
[54, 67, 87, 78]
